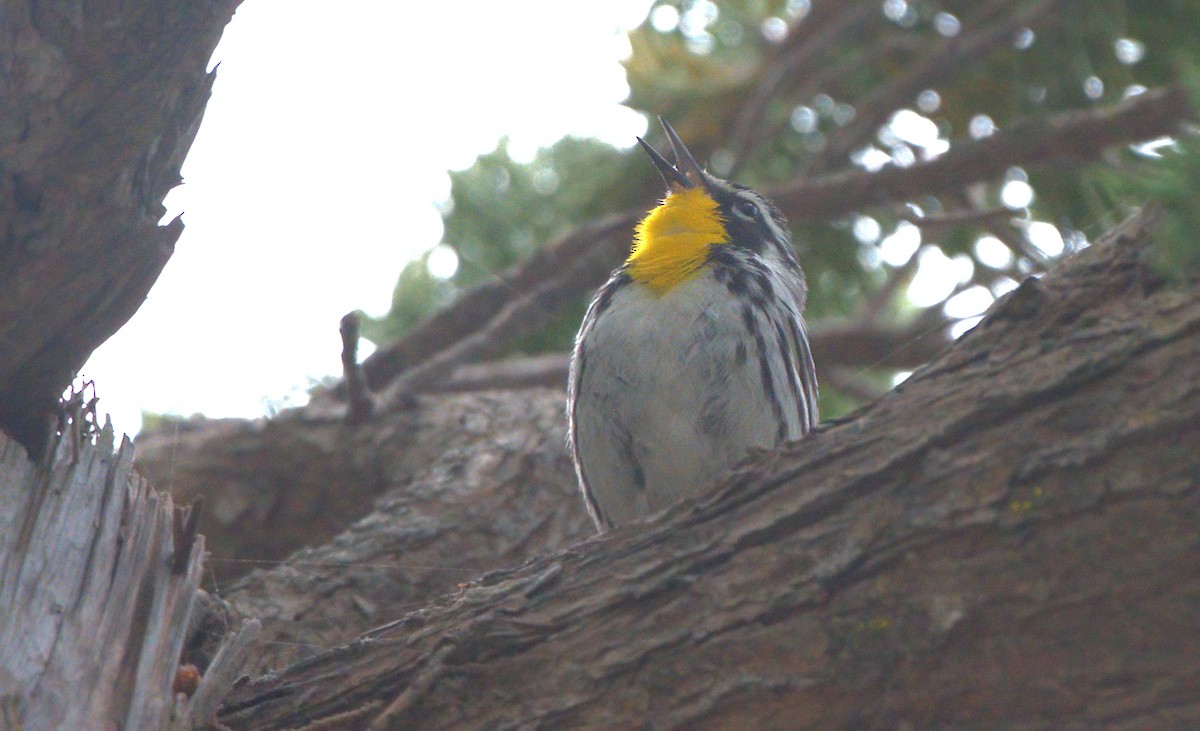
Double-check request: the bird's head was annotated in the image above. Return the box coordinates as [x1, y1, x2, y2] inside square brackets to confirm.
[626, 119, 794, 294]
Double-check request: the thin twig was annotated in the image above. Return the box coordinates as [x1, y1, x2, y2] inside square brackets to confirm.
[339, 312, 376, 424]
[895, 205, 1019, 234]
[380, 249, 616, 405]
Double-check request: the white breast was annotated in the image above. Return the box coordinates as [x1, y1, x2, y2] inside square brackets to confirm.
[572, 270, 805, 526]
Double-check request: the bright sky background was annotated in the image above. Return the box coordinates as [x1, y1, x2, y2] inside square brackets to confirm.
[79, 0, 1077, 437]
[82, 0, 650, 436]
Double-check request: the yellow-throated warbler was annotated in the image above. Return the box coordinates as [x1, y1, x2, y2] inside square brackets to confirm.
[568, 119, 818, 531]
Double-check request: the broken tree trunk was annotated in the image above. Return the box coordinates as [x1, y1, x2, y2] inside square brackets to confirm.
[215, 208, 1200, 729]
[0, 0, 240, 458]
[0, 412, 213, 730]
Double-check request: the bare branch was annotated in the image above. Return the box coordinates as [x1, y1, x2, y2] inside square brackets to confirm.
[378, 248, 615, 404]
[336, 210, 637, 399]
[419, 314, 954, 399]
[771, 85, 1194, 221]
[339, 312, 376, 424]
[437, 353, 569, 393]
[895, 205, 1019, 234]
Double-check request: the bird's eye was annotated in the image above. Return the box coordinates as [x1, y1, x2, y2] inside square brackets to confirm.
[733, 200, 758, 220]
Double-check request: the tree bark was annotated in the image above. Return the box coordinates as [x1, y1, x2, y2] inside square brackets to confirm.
[214, 208, 1200, 729]
[0, 0, 240, 458]
[0, 417, 209, 730]
[141, 389, 594, 675]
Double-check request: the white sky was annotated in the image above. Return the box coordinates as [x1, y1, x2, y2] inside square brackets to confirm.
[78, 0, 1064, 438]
[82, 0, 649, 436]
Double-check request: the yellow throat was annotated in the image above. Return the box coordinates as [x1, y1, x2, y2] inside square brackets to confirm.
[626, 186, 728, 294]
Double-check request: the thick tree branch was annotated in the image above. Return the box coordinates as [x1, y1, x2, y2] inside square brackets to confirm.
[135, 388, 591, 675]
[217, 208, 1200, 728]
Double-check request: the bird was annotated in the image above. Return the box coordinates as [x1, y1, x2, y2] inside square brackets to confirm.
[567, 118, 818, 532]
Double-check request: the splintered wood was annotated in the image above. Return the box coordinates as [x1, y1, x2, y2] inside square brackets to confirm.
[0, 423, 204, 730]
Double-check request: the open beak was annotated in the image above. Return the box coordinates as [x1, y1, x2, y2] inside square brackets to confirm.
[637, 117, 714, 193]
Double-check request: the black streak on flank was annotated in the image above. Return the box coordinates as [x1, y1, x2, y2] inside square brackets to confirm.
[773, 320, 804, 430]
[618, 424, 647, 494]
[752, 267, 774, 300]
[742, 304, 787, 443]
[630, 456, 646, 493]
[699, 390, 729, 438]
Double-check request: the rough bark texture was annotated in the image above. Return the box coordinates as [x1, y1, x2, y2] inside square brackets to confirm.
[0, 0, 239, 457]
[0, 421, 208, 730]
[215, 209, 1200, 729]
[136, 390, 590, 591]
[141, 389, 593, 675]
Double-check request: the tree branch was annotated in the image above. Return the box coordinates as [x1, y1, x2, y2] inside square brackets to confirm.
[218, 207, 1200, 728]
[346, 211, 638, 397]
[771, 84, 1194, 220]
[423, 311, 950, 396]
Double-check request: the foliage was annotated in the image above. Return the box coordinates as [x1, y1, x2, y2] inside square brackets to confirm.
[366, 0, 1200, 415]
[363, 136, 645, 351]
